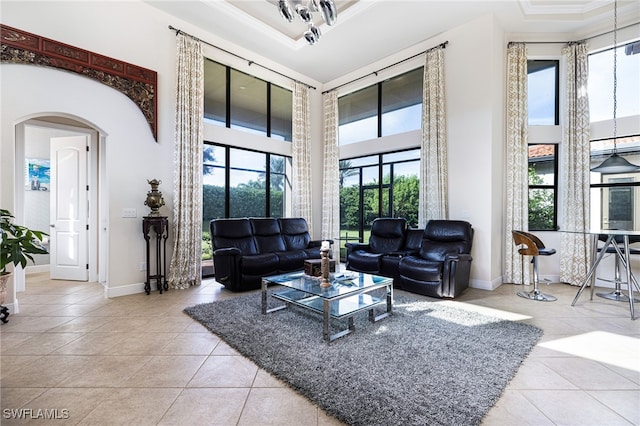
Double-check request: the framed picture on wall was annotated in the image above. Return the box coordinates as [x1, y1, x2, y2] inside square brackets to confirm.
[25, 158, 50, 191]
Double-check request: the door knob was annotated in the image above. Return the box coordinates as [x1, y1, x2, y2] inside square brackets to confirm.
[50, 224, 55, 228]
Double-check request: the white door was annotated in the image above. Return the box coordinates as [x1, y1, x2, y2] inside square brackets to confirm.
[50, 136, 89, 281]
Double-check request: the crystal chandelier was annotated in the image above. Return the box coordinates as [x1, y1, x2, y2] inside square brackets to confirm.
[277, 0, 337, 45]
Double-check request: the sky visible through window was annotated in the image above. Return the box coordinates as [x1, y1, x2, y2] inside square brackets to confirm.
[528, 45, 639, 125]
[588, 45, 640, 122]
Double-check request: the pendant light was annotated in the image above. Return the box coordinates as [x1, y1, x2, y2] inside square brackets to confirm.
[591, 0, 640, 174]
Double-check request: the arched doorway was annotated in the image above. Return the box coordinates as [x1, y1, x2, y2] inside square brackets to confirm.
[14, 115, 107, 292]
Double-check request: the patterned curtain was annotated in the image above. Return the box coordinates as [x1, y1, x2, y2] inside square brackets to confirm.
[168, 33, 203, 289]
[504, 43, 530, 285]
[418, 46, 448, 226]
[321, 90, 340, 260]
[292, 82, 313, 230]
[560, 42, 591, 285]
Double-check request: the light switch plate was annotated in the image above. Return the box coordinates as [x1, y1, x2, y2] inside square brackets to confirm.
[122, 208, 137, 218]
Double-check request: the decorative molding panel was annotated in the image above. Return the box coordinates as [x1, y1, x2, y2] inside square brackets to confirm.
[0, 24, 158, 141]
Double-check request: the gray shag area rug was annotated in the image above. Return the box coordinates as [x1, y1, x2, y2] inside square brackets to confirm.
[184, 291, 542, 426]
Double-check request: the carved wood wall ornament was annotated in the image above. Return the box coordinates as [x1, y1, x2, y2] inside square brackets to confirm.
[0, 24, 158, 141]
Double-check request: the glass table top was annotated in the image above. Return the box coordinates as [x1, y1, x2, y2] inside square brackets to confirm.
[262, 271, 392, 300]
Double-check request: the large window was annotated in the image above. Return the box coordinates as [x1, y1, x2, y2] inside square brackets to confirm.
[203, 59, 293, 141]
[339, 149, 420, 259]
[528, 144, 558, 230]
[202, 143, 292, 274]
[589, 41, 640, 231]
[527, 59, 559, 230]
[338, 68, 423, 145]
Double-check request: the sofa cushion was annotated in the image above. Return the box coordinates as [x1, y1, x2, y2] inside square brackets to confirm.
[279, 218, 312, 250]
[404, 228, 424, 252]
[369, 218, 406, 253]
[251, 218, 287, 253]
[348, 251, 384, 274]
[211, 218, 258, 256]
[241, 253, 280, 276]
[399, 256, 442, 282]
[419, 220, 473, 261]
[277, 250, 308, 272]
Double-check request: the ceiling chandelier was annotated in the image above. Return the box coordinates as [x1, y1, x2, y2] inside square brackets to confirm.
[276, 0, 337, 45]
[591, 0, 640, 174]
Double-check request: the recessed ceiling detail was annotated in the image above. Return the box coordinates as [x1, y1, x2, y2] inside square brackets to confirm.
[203, 0, 365, 48]
[146, 0, 639, 84]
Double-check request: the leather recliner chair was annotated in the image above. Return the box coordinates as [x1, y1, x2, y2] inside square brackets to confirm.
[398, 220, 474, 298]
[345, 218, 408, 275]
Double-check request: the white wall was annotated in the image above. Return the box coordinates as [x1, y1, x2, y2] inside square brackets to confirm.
[1, 1, 177, 304]
[325, 14, 507, 290]
[0, 0, 326, 308]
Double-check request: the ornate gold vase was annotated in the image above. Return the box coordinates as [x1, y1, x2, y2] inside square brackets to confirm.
[144, 179, 165, 216]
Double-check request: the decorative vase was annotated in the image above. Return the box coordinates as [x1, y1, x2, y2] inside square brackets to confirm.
[144, 179, 165, 216]
[0, 272, 10, 305]
[0, 272, 11, 323]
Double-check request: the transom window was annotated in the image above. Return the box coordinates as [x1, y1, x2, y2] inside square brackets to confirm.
[527, 60, 559, 126]
[338, 68, 423, 145]
[204, 59, 293, 141]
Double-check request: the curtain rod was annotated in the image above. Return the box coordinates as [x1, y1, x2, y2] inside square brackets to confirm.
[508, 21, 640, 46]
[168, 25, 317, 90]
[322, 41, 449, 94]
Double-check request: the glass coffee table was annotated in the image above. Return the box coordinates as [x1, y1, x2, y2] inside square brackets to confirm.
[261, 271, 393, 343]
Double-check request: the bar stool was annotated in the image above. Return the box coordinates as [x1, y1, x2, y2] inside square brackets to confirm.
[512, 230, 557, 302]
[596, 234, 640, 303]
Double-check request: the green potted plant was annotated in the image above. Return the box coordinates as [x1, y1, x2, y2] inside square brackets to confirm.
[0, 208, 48, 309]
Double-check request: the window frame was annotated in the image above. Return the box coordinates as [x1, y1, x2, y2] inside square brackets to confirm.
[204, 58, 293, 141]
[339, 148, 420, 255]
[338, 67, 423, 145]
[527, 143, 559, 231]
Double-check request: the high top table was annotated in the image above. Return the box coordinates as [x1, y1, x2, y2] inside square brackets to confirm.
[570, 229, 640, 320]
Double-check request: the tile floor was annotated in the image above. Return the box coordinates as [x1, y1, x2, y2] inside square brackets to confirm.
[1, 272, 638, 425]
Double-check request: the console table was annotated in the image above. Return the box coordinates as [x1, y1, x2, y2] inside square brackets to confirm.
[142, 216, 168, 295]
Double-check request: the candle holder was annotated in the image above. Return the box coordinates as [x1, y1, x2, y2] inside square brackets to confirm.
[320, 247, 331, 288]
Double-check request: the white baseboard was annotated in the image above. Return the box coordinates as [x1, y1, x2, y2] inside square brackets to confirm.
[25, 265, 49, 275]
[470, 276, 503, 291]
[106, 282, 146, 298]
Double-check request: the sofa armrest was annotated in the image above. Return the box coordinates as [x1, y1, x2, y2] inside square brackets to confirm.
[345, 242, 369, 251]
[213, 247, 242, 290]
[308, 239, 334, 248]
[444, 253, 472, 262]
[442, 253, 473, 297]
[388, 249, 419, 258]
[214, 247, 242, 256]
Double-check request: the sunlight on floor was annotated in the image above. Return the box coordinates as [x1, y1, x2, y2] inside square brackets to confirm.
[437, 300, 534, 322]
[540, 331, 640, 372]
[394, 299, 533, 326]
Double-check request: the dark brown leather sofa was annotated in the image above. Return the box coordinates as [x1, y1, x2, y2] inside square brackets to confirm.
[346, 218, 474, 298]
[209, 217, 326, 291]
